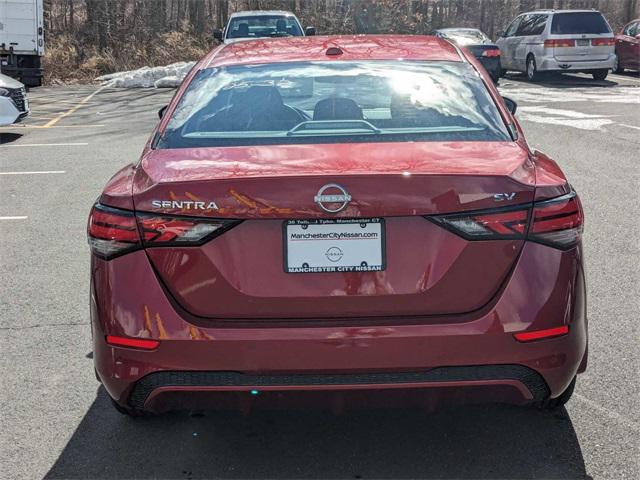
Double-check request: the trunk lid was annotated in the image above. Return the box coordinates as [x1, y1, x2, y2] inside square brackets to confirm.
[133, 141, 535, 320]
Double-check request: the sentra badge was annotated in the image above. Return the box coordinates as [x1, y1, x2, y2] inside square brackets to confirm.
[151, 200, 219, 210]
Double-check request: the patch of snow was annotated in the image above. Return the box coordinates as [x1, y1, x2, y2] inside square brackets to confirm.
[95, 61, 196, 88]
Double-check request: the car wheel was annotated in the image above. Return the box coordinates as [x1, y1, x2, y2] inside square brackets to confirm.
[536, 376, 576, 410]
[592, 69, 609, 81]
[110, 397, 148, 417]
[612, 57, 624, 74]
[526, 55, 540, 82]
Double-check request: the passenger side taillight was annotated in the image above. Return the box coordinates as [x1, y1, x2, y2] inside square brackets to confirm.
[428, 206, 529, 240]
[427, 191, 584, 250]
[88, 203, 241, 260]
[529, 193, 583, 249]
[591, 38, 615, 47]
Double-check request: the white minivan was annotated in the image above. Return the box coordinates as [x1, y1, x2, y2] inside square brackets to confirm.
[497, 10, 615, 81]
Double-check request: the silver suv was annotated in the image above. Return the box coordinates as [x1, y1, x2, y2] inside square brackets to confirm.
[497, 10, 615, 81]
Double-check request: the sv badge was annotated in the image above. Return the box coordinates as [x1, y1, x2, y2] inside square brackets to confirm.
[493, 193, 517, 202]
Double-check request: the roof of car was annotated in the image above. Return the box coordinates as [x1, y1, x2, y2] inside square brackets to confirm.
[522, 9, 603, 14]
[205, 35, 462, 68]
[229, 10, 297, 18]
[437, 28, 482, 32]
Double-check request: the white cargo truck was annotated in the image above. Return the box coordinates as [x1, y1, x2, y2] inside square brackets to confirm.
[0, 0, 44, 87]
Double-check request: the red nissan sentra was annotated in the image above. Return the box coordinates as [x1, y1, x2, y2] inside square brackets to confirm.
[88, 36, 587, 415]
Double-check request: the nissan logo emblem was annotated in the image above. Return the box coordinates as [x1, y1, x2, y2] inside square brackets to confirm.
[314, 184, 352, 213]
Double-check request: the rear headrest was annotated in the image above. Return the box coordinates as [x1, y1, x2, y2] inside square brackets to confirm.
[237, 23, 249, 36]
[313, 98, 363, 121]
[231, 86, 284, 110]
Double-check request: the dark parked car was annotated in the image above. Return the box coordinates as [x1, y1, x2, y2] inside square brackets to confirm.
[614, 19, 640, 73]
[435, 28, 502, 82]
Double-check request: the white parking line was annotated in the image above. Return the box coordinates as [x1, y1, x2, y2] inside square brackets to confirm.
[0, 171, 66, 175]
[619, 124, 640, 131]
[0, 216, 28, 220]
[0, 143, 88, 148]
[609, 74, 640, 84]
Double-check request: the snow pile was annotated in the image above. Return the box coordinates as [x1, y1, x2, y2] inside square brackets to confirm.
[95, 61, 196, 88]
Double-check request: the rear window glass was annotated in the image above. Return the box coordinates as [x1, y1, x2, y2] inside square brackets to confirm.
[439, 30, 490, 45]
[227, 15, 302, 39]
[159, 61, 510, 149]
[550, 12, 611, 34]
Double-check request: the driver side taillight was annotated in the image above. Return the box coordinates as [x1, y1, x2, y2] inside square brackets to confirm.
[88, 203, 240, 260]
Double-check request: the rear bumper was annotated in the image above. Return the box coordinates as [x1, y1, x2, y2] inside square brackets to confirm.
[477, 57, 502, 80]
[91, 241, 587, 411]
[539, 54, 615, 72]
[129, 366, 549, 411]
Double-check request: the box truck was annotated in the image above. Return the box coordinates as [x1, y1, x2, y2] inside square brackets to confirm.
[0, 0, 44, 87]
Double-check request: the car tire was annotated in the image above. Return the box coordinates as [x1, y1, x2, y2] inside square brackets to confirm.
[526, 55, 540, 82]
[536, 376, 576, 410]
[612, 57, 624, 74]
[110, 397, 148, 417]
[592, 69, 609, 81]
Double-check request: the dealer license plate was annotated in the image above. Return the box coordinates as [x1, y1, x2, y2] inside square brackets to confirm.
[284, 218, 385, 273]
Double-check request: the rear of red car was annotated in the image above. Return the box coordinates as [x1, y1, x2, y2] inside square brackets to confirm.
[89, 36, 587, 414]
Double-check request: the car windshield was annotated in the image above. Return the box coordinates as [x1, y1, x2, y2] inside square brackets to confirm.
[440, 30, 490, 45]
[227, 15, 303, 39]
[159, 61, 510, 149]
[550, 12, 611, 34]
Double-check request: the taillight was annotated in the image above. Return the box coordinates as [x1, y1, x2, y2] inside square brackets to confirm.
[88, 204, 141, 259]
[544, 39, 576, 48]
[514, 325, 569, 342]
[88, 203, 241, 259]
[591, 38, 615, 46]
[481, 49, 501, 57]
[106, 335, 160, 350]
[529, 192, 583, 250]
[427, 191, 583, 250]
[428, 206, 529, 241]
[137, 214, 239, 246]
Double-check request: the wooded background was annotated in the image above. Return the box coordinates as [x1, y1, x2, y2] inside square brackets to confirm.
[43, 0, 640, 82]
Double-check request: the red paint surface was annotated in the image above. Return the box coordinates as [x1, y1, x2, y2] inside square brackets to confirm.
[91, 35, 587, 411]
[615, 20, 640, 71]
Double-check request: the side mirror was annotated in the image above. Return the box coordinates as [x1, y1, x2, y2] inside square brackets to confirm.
[158, 105, 168, 119]
[497, 31, 505, 38]
[213, 29, 223, 41]
[502, 96, 517, 115]
[305, 26, 316, 36]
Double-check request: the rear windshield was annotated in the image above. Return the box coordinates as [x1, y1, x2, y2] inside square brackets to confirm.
[159, 61, 510, 149]
[439, 30, 490, 45]
[227, 15, 303, 39]
[550, 12, 611, 34]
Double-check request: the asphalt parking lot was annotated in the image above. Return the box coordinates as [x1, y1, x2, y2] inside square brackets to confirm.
[1, 72, 639, 479]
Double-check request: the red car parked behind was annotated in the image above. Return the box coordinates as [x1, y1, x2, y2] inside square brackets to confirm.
[88, 35, 587, 416]
[614, 19, 640, 73]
